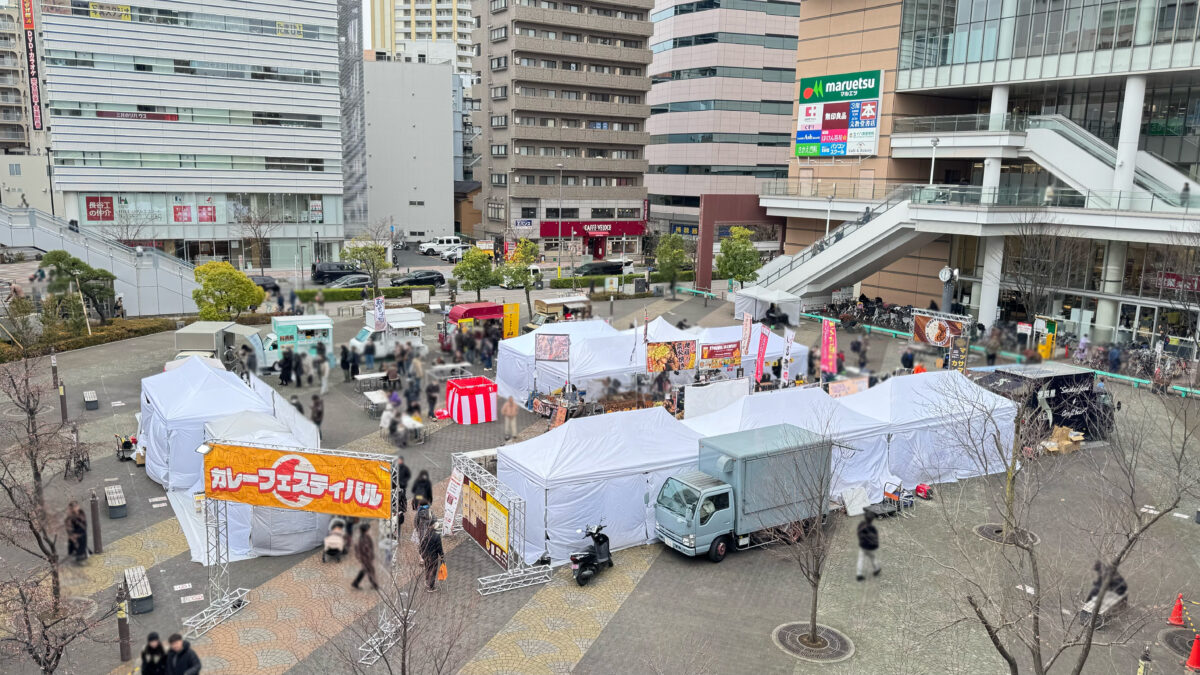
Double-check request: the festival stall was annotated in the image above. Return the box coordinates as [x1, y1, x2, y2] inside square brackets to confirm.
[497, 407, 703, 564]
[732, 286, 802, 323]
[247, 374, 323, 448]
[839, 371, 1017, 486]
[139, 357, 274, 491]
[496, 319, 621, 403]
[682, 387, 900, 502]
[686, 323, 804, 381]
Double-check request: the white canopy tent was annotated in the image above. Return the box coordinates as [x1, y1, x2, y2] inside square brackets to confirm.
[139, 357, 273, 491]
[839, 371, 1017, 486]
[497, 407, 703, 564]
[682, 387, 900, 503]
[733, 286, 802, 322]
[163, 356, 225, 372]
[496, 319, 620, 403]
[532, 317, 697, 396]
[685, 323, 806, 381]
[247, 374, 322, 449]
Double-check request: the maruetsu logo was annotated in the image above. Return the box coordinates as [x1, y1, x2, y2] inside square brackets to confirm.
[803, 75, 878, 100]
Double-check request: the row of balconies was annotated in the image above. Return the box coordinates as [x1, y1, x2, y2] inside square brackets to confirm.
[508, 95, 649, 119]
[503, 155, 648, 172]
[504, 123, 649, 146]
[507, 5, 655, 38]
[511, 35, 652, 65]
[510, 65, 651, 92]
[508, 184, 647, 200]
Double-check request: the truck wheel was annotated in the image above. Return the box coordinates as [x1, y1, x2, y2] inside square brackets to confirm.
[708, 536, 730, 562]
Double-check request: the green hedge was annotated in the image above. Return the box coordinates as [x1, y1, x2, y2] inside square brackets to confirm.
[0, 318, 177, 362]
[588, 291, 655, 301]
[295, 286, 435, 302]
[548, 271, 695, 289]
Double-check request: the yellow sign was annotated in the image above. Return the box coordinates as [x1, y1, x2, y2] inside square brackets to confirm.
[202, 442, 391, 520]
[502, 303, 520, 338]
[276, 21, 304, 37]
[1037, 332, 1056, 360]
[88, 2, 130, 20]
[458, 318, 475, 329]
[485, 492, 509, 555]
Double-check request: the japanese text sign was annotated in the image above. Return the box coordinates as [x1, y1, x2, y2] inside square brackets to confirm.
[820, 320, 837, 374]
[202, 442, 392, 520]
[753, 329, 769, 382]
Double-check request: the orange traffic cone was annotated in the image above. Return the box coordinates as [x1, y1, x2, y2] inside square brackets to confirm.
[1171, 593, 1186, 626]
[1186, 634, 1200, 671]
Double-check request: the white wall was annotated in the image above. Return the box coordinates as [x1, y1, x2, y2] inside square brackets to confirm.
[364, 60, 454, 240]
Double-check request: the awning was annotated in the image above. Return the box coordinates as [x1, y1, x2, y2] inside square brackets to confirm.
[448, 302, 505, 322]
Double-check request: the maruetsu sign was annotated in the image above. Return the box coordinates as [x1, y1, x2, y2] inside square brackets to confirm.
[799, 70, 882, 103]
[796, 69, 883, 158]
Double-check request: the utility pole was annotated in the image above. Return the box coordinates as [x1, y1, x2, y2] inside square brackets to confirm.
[89, 486, 103, 555]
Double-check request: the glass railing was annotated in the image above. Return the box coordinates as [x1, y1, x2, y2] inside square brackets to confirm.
[893, 113, 1029, 134]
[759, 178, 911, 200]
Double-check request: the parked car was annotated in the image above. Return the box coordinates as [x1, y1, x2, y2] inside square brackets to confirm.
[326, 273, 372, 289]
[248, 275, 279, 293]
[390, 270, 446, 287]
[310, 261, 360, 284]
[418, 236, 462, 256]
[574, 259, 633, 276]
[442, 244, 473, 262]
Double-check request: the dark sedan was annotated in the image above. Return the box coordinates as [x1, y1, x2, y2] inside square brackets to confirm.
[390, 270, 446, 288]
[248, 275, 279, 292]
[326, 274, 372, 289]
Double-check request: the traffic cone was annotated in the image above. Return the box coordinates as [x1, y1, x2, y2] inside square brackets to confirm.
[1186, 634, 1200, 671]
[1171, 593, 1186, 626]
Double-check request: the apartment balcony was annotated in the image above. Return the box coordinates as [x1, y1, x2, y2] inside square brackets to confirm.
[512, 35, 652, 65]
[511, 5, 654, 37]
[510, 123, 649, 146]
[509, 184, 646, 200]
[511, 65, 650, 92]
[512, 155, 648, 172]
[511, 95, 649, 119]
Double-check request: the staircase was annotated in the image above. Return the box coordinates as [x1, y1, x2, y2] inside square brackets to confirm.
[0, 206, 198, 316]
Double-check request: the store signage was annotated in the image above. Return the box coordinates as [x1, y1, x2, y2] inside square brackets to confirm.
[537, 220, 646, 237]
[172, 205, 191, 223]
[781, 328, 795, 382]
[197, 205, 216, 222]
[820, 320, 837, 374]
[740, 312, 753, 352]
[647, 340, 698, 372]
[753, 331, 769, 382]
[699, 342, 741, 369]
[276, 20, 304, 37]
[948, 337, 969, 373]
[461, 475, 509, 568]
[88, 2, 131, 20]
[670, 223, 699, 237]
[308, 199, 323, 223]
[86, 196, 114, 221]
[96, 110, 179, 121]
[912, 313, 964, 348]
[1155, 271, 1200, 292]
[796, 69, 882, 159]
[21, 0, 41, 131]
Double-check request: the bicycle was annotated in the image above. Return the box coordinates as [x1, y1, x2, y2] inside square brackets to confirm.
[63, 445, 90, 482]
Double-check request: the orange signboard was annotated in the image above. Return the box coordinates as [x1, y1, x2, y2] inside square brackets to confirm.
[202, 442, 392, 519]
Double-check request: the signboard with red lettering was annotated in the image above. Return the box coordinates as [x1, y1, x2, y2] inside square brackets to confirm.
[86, 196, 114, 221]
[21, 0, 41, 131]
[96, 110, 179, 121]
[197, 205, 216, 222]
[537, 220, 646, 237]
[820, 320, 837, 374]
[753, 330, 769, 382]
[172, 205, 192, 223]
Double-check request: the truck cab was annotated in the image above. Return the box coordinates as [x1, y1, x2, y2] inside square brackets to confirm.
[348, 307, 427, 358]
[655, 471, 735, 561]
[262, 315, 333, 371]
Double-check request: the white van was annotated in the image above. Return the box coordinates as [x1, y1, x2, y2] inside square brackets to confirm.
[348, 307, 428, 358]
[419, 236, 462, 256]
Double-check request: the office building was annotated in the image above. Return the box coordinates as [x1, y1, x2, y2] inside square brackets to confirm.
[340, 0, 368, 228]
[370, 0, 474, 82]
[645, 0, 800, 235]
[741, 0, 1200, 358]
[39, 0, 344, 267]
[474, 0, 654, 261]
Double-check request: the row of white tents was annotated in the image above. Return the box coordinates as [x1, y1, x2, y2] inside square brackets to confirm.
[497, 370, 1017, 564]
[496, 318, 809, 406]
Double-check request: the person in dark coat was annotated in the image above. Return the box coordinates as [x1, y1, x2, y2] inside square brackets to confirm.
[1086, 560, 1128, 602]
[411, 470, 433, 509]
[856, 511, 881, 581]
[419, 521, 445, 591]
[166, 633, 201, 675]
[340, 345, 351, 382]
[351, 523, 379, 590]
[392, 456, 410, 533]
[310, 394, 324, 429]
[65, 501, 88, 563]
[900, 348, 915, 370]
[392, 456, 412, 495]
[349, 346, 362, 379]
[140, 632, 167, 675]
[279, 348, 294, 386]
[425, 381, 439, 416]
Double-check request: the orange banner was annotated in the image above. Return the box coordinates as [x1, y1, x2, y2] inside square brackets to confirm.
[202, 443, 392, 519]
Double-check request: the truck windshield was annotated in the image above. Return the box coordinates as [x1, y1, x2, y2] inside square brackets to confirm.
[656, 478, 699, 518]
[354, 328, 371, 342]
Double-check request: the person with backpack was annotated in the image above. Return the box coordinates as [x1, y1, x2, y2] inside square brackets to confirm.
[856, 511, 881, 581]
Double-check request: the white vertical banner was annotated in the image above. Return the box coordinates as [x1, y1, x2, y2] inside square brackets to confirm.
[740, 312, 753, 353]
[374, 296, 386, 331]
[442, 468, 464, 534]
[781, 328, 796, 382]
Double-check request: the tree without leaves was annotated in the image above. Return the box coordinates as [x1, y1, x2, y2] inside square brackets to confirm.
[1142, 231, 1200, 385]
[999, 214, 1089, 321]
[236, 206, 283, 275]
[453, 247, 495, 302]
[99, 207, 155, 244]
[655, 233, 688, 300]
[191, 261, 266, 321]
[0, 566, 116, 674]
[715, 226, 761, 289]
[39, 251, 116, 325]
[501, 238, 539, 319]
[341, 238, 391, 296]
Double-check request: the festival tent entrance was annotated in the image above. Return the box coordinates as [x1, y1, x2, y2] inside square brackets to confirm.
[497, 407, 703, 564]
[496, 319, 620, 403]
[732, 286, 802, 322]
[685, 323, 806, 380]
[682, 387, 900, 503]
[839, 371, 1017, 486]
[140, 357, 274, 491]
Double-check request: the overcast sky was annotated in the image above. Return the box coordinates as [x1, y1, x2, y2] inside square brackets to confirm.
[362, 0, 372, 42]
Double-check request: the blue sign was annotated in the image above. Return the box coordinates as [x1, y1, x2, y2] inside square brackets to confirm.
[670, 223, 699, 237]
[795, 129, 822, 143]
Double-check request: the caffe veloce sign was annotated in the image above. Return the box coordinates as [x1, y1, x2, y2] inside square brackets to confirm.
[537, 220, 646, 237]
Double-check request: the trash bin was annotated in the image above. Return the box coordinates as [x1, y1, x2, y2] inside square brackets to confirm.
[633, 278, 648, 294]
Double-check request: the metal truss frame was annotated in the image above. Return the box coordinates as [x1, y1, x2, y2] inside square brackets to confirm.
[183, 498, 249, 638]
[358, 604, 416, 666]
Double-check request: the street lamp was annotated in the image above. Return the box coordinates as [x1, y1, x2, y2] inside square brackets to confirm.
[299, 245, 307, 292]
[824, 195, 834, 236]
[555, 162, 564, 279]
[314, 230, 320, 264]
[929, 137, 940, 185]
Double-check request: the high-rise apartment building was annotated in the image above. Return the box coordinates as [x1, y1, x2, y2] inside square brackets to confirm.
[474, 0, 653, 261]
[645, 0, 800, 234]
[0, 2, 28, 153]
[371, 0, 474, 82]
[39, 0, 344, 266]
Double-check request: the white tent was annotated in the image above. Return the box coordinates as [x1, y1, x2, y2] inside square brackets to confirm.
[840, 371, 1017, 486]
[498, 407, 702, 564]
[247, 374, 322, 449]
[682, 387, 900, 503]
[532, 317, 698, 395]
[163, 356, 225, 372]
[733, 286, 802, 322]
[139, 357, 273, 491]
[496, 319, 620, 403]
[686, 323, 806, 381]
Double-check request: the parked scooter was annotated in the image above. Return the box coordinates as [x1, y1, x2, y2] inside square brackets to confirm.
[569, 523, 611, 586]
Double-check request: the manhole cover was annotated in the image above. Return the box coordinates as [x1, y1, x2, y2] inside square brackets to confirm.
[974, 523, 1040, 546]
[1159, 627, 1197, 658]
[771, 622, 854, 663]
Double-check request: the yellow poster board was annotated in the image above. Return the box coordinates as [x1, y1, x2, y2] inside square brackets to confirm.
[502, 303, 520, 338]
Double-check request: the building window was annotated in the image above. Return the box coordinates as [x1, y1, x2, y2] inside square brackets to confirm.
[409, 200, 426, 206]
[617, 207, 640, 218]
[487, 202, 505, 220]
[490, 173, 508, 186]
[613, 177, 637, 186]
[521, 207, 537, 218]
[490, 114, 508, 127]
[7, 163, 19, 176]
[490, 144, 508, 156]
[585, 177, 605, 187]
[490, 85, 508, 99]
[489, 26, 508, 41]
[561, 90, 580, 100]
[490, 0, 507, 11]
[546, 207, 579, 218]
[490, 56, 508, 70]
[591, 208, 615, 218]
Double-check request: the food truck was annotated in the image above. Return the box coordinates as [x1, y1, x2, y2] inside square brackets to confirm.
[262, 315, 334, 370]
[349, 307, 427, 357]
[438, 302, 521, 350]
[523, 295, 592, 333]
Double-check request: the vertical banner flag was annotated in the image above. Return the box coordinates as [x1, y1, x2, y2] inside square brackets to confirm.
[643, 308, 649, 343]
[820, 320, 837, 373]
[781, 328, 796, 382]
[442, 468, 464, 534]
[948, 336, 969, 373]
[753, 328, 770, 382]
[740, 312, 753, 353]
[373, 296, 386, 331]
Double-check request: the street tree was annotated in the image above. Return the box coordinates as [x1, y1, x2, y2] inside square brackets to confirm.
[101, 206, 156, 244]
[235, 204, 282, 275]
[999, 215, 1088, 320]
[454, 247, 494, 301]
[0, 567, 115, 674]
[39, 251, 116, 324]
[501, 238, 539, 318]
[1146, 232, 1200, 385]
[342, 237, 391, 296]
[192, 261, 265, 320]
[655, 233, 688, 300]
[715, 226, 761, 289]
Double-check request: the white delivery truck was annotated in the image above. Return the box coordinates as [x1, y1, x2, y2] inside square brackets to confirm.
[348, 307, 427, 358]
[261, 315, 334, 371]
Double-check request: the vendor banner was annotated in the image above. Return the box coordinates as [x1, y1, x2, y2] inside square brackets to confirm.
[534, 333, 570, 361]
[753, 329, 769, 381]
[462, 475, 509, 568]
[781, 328, 796, 382]
[948, 336, 969, 373]
[502, 303, 520, 339]
[740, 312, 753, 352]
[827, 376, 869, 398]
[373, 296, 386, 331]
[820, 320, 837, 374]
[646, 340, 698, 372]
[699, 342, 741, 369]
[912, 312, 964, 348]
[202, 443, 391, 520]
[442, 468, 464, 534]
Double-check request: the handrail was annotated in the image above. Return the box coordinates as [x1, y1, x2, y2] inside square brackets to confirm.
[1, 205, 195, 273]
[893, 113, 1029, 134]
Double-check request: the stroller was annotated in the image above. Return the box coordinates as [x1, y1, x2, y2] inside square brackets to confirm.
[322, 517, 348, 562]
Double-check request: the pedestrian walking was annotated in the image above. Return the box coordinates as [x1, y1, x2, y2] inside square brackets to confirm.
[385, 363, 400, 391]
[364, 340, 377, 371]
[140, 632, 168, 675]
[315, 289, 325, 314]
[482, 338, 495, 370]
[856, 511, 881, 581]
[318, 351, 330, 395]
[165, 633, 201, 675]
[350, 345, 361, 379]
[289, 395, 304, 415]
[501, 395, 519, 441]
[1183, 182, 1191, 206]
[425, 380, 439, 417]
[241, 345, 257, 376]
[310, 394, 324, 429]
[340, 345, 351, 382]
[279, 348, 294, 386]
[392, 455, 412, 495]
[899, 347, 914, 371]
[351, 523, 379, 590]
[419, 521, 445, 591]
[1108, 344, 1122, 373]
[65, 501, 88, 564]
[985, 330, 1001, 366]
[296, 352, 310, 388]
[411, 469, 433, 510]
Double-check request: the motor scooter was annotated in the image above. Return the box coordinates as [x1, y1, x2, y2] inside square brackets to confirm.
[569, 524, 611, 586]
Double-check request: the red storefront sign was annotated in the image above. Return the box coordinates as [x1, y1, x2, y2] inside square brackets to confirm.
[197, 205, 216, 222]
[173, 205, 192, 222]
[86, 196, 114, 221]
[1155, 271, 1200, 292]
[96, 110, 180, 121]
[537, 220, 646, 237]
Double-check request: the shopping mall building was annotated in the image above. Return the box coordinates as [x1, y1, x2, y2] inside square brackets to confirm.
[741, 0, 1200, 358]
